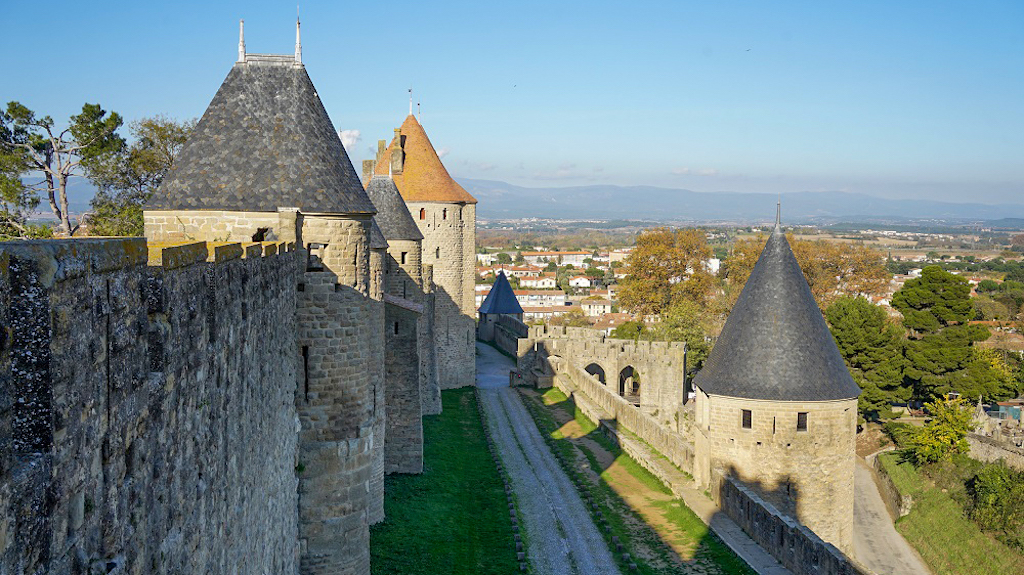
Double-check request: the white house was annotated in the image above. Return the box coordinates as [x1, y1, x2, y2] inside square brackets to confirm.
[521, 275, 557, 289]
[569, 276, 593, 288]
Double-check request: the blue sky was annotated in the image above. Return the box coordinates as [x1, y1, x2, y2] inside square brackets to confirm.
[3, 1, 1022, 203]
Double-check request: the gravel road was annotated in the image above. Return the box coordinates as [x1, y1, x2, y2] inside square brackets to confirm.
[476, 343, 621, 575]
[852, 457, 931, 575]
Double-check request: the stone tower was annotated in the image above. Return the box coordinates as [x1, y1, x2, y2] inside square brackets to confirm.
[143, 39, 383, 574]
[371, 115, 477, 393]
[692, 210, 861, 552]
[365, 173, 436, 469]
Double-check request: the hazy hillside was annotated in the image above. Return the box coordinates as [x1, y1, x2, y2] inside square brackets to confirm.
[459, 178, 1024, 224]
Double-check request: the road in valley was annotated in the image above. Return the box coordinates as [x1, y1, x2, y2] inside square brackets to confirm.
[852, 457, 931, 575]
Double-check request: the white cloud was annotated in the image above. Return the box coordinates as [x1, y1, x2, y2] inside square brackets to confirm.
[338, 129, 361, 152]
[671, 167, 719, 176]
[437, 146, 450, 158]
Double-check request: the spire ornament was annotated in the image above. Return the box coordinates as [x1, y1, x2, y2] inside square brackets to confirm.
[295, 11, 302, 64]
[238, 19, 246, 63]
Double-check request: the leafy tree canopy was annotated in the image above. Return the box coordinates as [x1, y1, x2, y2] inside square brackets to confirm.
[908, 398, 974, 465]
[892, 266, 974, 333]
[619, 227, 714, 316]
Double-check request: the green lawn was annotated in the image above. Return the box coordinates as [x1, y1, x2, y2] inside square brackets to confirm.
[877, 451, 1024, 575]
[523, 387, 754, 575]
[370, 388, 519, 575]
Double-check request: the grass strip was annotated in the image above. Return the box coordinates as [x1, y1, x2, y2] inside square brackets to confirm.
[877, 452, 1024, 575]
[370, 388, 519, 575]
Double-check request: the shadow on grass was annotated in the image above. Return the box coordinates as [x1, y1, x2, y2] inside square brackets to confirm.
[369, 388, 519, 575]
[521, 386, 756, 575]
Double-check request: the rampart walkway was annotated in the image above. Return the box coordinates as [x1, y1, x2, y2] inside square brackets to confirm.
[476, 343, 621, 575]
[853, 457, 931, 575]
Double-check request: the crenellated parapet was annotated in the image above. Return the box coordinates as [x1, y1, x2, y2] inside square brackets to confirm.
[0, 238, 299, 575]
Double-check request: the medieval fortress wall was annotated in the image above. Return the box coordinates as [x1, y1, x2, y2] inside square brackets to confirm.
[515, 323, 870, 575]
[0, 239, 300, 574]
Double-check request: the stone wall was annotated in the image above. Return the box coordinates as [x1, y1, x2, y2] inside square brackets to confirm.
[517, 325, 687, 431]
[0, 238, 299, 575]
[408, 201, 475, 390]
[716, 476, 875, 575]
[493, 315, 528, 356]
[384, 302, 424, 474]
[871, 452, 913, 520]
[968, 433, 1024, 471]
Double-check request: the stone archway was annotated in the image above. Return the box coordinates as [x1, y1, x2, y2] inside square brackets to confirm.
[585, 363, 606, 384]
[619, 366, 640, 406]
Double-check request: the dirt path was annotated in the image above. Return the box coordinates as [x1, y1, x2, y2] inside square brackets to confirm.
[476, 343, 621, 575]
[852, 457, 931, 575]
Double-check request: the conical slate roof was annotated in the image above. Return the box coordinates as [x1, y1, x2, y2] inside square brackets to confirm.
[365, 175, 423, 242]
[148, 57, 375, 214]
[478, 271, 524, 315]
[373, 115, 477, 204]
[693, 218, 860, 402]
[369, 219, 388, 249]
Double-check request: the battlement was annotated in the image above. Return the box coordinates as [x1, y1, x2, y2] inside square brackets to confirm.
[0, 237, 300, 574]
[526, 324, 687, 356]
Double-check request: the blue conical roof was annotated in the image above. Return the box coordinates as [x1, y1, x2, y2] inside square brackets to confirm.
[478, 271, 524, 315]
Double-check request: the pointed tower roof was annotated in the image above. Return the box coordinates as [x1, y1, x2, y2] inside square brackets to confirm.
[373, 115, 477, 204]
[693, 214, 860, 402]
[148, 57, 375, 214]
[369, 219, 388, 249]
[365, 175, 423, 242]
[478, 271, 524, 315]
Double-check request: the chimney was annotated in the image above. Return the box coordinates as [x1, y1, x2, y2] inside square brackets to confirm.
[376, 139, 386, 165]
[362, 160, 375, 185]
[390, 128, 404, 174]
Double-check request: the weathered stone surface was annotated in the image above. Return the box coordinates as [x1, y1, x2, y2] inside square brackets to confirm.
[0, 238, 299, 575]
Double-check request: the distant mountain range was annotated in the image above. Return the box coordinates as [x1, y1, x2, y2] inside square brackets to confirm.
[458, 178, 1024, 225]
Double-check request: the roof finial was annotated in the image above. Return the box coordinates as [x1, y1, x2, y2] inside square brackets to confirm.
[295, 7, 302, 64]
[775, 195, 782, 232]
[238, 19, 246, 63]
[417, 101, 421, 119]
[408, 88, 413, 116]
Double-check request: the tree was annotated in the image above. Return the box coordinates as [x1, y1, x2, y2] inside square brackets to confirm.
[977, 279, 1000, 293]
[723, 235, 888, 310]
[892, 266, 1009, 400]
[610, 320, 645, 340]
[496, 252, 512, 265]
[645, 299, 713, 372]
[544, 261, 558, 272]
[584, 266, 604, 279]
[0, 127, 50, 239]
[1, 102, 124, 235]
[907, 398, 973, 465]
[86, 116, 195, 236]
[514, 251, 525, 264]
[826, 296, 909, 420]
[618, 228, 714, 316]
[551, 307, 590, 327]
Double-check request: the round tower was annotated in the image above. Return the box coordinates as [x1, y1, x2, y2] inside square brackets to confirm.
[144, 46, 382, 574]
[374, 115, 477, 391]
[692, 210, 860, 552]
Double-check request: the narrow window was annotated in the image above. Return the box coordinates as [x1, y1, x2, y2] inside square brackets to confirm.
[302, 346, 310, 402]
[394, 322, 400, 335]
[435, 247, 441, 259]
[797, 412, 808, 432]
[252, 227, 269, 242]
[419, 208, 426, 220]
[742, 409, 752, 429]
[401, 252, 407, 265]
[442, 208, 448, 220]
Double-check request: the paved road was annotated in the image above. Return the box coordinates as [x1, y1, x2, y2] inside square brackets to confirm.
[476, 343, 621, 575]
[852, 457, 931, 575]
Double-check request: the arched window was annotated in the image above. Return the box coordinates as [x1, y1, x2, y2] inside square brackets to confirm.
[419, 208, 426, 220]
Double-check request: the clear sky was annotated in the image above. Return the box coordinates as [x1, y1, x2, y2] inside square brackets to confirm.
[3, 1, 1022, 203]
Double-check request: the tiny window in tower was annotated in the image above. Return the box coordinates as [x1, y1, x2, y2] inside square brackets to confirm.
[442, 208, 448, 220]
[419, 208, 426, 220]
[797, 412, 808, 432]
[436, 247, 441, 259]
[401, 252, 407, 265]
[742, 409, 752, 429]
[394, 322, 400, 335]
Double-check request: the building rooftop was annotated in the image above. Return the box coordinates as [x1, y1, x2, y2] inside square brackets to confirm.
[478, 271, 524, 315]
[693, 214, 861, 402]
[374, 114, 477, 205]
[148, 58, 374, 214]
[365, 175, 423, 242]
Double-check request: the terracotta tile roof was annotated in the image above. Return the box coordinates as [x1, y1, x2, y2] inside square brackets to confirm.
[373, 115, 477, 204]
